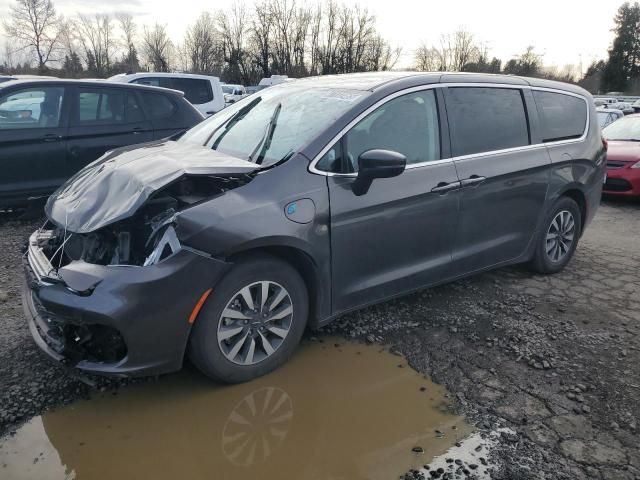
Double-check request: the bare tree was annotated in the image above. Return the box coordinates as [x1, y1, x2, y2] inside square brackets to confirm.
[77, 14, 116, 77]
[249, 1, 273, 78]
[415, 43, 444, 71]
[3, 0, 63, 73]
[142, 23, 172, 72]
[217, 4, 251, 83]
[415, 29, 483, 72]
[184, 12, 221, 74]
[116, 13, 139, 72]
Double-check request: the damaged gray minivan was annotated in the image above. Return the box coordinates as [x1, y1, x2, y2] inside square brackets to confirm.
[23, 72, 606, 383]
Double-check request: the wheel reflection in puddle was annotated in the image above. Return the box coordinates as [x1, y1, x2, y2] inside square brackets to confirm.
[222, 386, 293, 466]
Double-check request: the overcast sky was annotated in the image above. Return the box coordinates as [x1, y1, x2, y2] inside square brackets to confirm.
[0, 0, 623, 70]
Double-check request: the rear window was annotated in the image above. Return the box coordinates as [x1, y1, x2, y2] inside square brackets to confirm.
[446, 87, 530, 157]
[171, 78, 213, 104]
[133, 77, 212, 105]
[533, 91, 587, 142]
[139, 92, 176, 120]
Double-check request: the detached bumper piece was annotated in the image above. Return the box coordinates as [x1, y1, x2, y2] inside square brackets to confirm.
[23, 230, 231, 377]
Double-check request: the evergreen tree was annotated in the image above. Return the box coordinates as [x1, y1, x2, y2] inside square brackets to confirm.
[602, 2, 640, 92]
[85, 51, 97, 77]
[62, 51, 83, 78]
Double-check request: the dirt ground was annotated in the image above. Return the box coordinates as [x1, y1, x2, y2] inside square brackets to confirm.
[1, 197, 639, 479]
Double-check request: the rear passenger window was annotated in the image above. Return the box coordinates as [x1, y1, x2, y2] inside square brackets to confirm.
[140, 92, 176, 120]
[446, 87, 530, 157]
[171, 78, 213, 104]
[78, 89, 127, 124]
[533, 91, 587, 142]
[126, 93, 145, 123]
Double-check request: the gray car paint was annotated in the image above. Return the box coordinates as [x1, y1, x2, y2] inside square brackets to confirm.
[24, 72, 605, 377]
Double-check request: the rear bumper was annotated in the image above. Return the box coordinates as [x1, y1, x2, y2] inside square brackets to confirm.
[22, 241, 230, 377]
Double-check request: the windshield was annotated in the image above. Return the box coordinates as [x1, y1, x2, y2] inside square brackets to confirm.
[222, 85, 234, 94]
[603, 116, 640, 141]
[179, 84, 368, 167]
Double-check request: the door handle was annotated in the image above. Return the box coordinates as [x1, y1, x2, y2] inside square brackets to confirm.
[43, 134, 61, 142]
[430, 181, 461, 194]
[460, 175, 486, 187]
[132, 127, 143, 135]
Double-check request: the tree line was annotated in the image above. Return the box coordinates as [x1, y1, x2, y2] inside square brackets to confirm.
[413, 2, 640, 95]
[2, 0, 640, 94]
[415, 32, 585, 86]
[0, 0, 401, 84]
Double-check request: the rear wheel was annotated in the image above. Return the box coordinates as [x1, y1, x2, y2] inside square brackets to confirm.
[188, 255, 308, 383]
[530, 196, 582, 274]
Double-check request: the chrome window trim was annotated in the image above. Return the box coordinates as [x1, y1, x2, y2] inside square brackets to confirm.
[308, 83, 591, 177]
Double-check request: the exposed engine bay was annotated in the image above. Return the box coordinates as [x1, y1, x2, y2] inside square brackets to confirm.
[38, 173, 252, 269]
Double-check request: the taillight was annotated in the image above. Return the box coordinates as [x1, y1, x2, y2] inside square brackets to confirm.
[601, 136, 608, 151]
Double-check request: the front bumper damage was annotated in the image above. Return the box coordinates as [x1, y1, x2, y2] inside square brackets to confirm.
[23, 231, 230, 377]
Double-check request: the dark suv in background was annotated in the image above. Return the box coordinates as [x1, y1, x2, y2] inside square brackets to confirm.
[0, 79, 203, 208]
[23, 72, 605, 383]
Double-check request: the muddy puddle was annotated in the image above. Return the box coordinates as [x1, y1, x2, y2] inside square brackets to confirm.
[1, 338, 481, 480]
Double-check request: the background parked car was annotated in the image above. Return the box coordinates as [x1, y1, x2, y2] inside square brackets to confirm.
[633, 99, 640, 113]
[597, 107, 624, 128]
[246, 86, 262, 95]
[0, 79, 203, 208]
[221, 84, 247, 104]
[594, 97, 619, 107]
[0, 75, 57, 84]
[257, 75, 292, 89]
[109, 72, 225, 117]
[602, 114, 640, 197]
[613, 101, 636, 114]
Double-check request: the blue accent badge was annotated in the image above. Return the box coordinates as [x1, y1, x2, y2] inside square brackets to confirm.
[287, 202, 297, 215]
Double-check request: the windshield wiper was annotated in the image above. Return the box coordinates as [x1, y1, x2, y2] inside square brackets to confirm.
[207, 96, 262, 149]
[248, 103, 282, 165]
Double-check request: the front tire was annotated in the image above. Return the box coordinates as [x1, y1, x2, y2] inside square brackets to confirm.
[530, 196, 582, 274]
[188, 254, 308, 383]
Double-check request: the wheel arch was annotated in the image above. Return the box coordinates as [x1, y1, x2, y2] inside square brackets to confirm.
[226, 241, 330, 327]
[557, 186, 587, 236]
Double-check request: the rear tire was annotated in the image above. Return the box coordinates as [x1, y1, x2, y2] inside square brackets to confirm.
[530, 196, 582, 274]
[188, 254, 308, 383]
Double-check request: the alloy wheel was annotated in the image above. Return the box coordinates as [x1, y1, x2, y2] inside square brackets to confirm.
[545, 210, 575, 263]
[217, 281, 293, 365]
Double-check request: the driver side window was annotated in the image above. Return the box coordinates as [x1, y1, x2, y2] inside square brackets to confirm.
[317, 89, 441, 174]
[0, 87, 65, 130]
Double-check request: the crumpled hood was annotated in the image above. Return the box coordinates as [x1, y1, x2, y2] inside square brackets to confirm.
[45, 140, 259, 233]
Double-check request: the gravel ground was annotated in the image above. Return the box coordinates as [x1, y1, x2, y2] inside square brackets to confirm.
[1, 197, 639, 479]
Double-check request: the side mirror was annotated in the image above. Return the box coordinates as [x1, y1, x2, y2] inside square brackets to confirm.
[352, 149, 406, 196]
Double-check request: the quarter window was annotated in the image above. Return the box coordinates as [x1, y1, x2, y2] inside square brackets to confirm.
[533, 91, 587, 142]
[446, 87, 530, 157]
[317, 90, 441, 173]
[171, 78, 213, 104]
[132, 77, 213, 105]
[0, 87, 64, 129]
